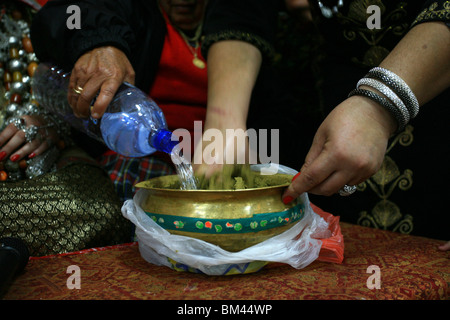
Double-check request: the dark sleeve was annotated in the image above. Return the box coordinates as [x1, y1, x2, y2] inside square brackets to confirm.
[30, 0, 137, 70]
[411, 0, 450, 28]
[201, 0, 281, 62]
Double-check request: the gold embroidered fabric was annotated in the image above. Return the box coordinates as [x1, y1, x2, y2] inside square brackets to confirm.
[202, 30, 275, 61]
[356, 125, 415, 233]
[0, 147, 131, 256]
[311, 1, 449, 67]
[310, 0, 418, 68]
[412, 1, 450, 27]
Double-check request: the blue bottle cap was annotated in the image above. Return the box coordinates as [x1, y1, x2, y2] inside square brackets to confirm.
[152, 129, 179, 154]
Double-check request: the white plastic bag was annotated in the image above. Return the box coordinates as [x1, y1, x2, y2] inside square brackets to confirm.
[121, 165, 330, 275]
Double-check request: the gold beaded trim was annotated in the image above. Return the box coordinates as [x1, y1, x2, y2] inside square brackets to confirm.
[411, 1, 450, 27]
[201, 30, 275, 61]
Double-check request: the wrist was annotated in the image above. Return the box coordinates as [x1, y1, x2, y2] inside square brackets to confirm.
[358, 85, 399, 134]
[347, 95, 398, 138]
[204, 105, 247, 132]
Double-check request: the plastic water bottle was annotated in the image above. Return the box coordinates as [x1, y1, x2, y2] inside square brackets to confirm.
[31, 62, 178, 157]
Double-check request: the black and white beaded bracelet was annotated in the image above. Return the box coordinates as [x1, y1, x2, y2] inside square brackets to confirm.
[350, 67, 419, 134]
[348, 88, 408, 132]
[356, 77, 411, 126]
[365, 67, 419, 119]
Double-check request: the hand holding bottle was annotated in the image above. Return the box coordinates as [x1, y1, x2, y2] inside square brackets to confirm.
[68, 46, 136, 119]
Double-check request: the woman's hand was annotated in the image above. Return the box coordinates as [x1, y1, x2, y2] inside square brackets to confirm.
[68, 46, 135, 119]
[0, 115, 60, 162]
[282, 95, 397, 203]
[192, 120, 252, 179]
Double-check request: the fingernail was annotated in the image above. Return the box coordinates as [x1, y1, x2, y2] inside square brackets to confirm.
[10, 154, 20, 162]
[292, 172, 301, 182]
[283, 196, 294, 205]
[28, 153, 36, 159]
[0, 151, 6, 161]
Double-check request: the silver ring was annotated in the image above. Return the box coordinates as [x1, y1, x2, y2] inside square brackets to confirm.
[23, 125, 39, 143]
[339, 184, 357, 196]
[10, 117, 26, 130]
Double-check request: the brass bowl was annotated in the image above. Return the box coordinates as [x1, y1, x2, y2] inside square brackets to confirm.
[135, 172, 305, 253]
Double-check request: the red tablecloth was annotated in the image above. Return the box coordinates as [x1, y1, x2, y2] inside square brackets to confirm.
[4, 220, 448, 300]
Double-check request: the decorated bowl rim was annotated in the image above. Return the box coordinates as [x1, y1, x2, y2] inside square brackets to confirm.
[136, 183, 290, 193]
[135, 174, 292, 193]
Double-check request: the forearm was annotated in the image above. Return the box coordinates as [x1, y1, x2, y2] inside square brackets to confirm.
[378, 22, 450, 106]
[204, 40, 262, 131]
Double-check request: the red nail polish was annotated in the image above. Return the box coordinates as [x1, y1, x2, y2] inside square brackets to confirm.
[283, 196, 294, 205]
[292, 172, 301, 182]
[0, 151, 6, 161]
[28, 153, 36, 159]
[10, 154, 20, 162]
